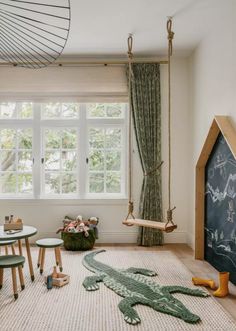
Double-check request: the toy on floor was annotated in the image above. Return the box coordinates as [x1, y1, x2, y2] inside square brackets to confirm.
[213, 272, 229, 297]
[192, 272, 229, 297]
[83, 250, 209, 325]
[45, 266, 70, 288]
[192, 277, 216, 289]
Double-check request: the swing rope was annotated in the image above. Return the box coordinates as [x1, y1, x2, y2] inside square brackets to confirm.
[165, 17, 176, 228]
[124, 18, 177, 232]
[126, 34, 135, 221]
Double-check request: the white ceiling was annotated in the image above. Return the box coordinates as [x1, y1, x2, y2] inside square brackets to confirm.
[63, 0, 229, 58]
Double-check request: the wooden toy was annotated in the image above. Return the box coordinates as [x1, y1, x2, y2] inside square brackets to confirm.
[45, 266, 70, 288]
[4, 218, 23, 231]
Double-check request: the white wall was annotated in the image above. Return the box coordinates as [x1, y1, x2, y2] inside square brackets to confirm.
[188, 0, 236, 248]
[0, 59, 190, 243]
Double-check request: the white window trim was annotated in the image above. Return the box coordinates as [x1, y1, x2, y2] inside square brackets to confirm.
[0, 120, 34, 198]
[40, 126, 79, 199]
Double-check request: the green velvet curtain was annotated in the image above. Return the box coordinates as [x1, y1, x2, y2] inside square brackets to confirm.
[129, 63, 163, 246]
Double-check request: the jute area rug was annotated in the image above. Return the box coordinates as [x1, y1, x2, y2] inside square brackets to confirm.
[0, 248, 235, 331]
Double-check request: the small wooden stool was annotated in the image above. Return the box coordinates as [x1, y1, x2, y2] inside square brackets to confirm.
[0, 240, 17, 255]
[36, 238, 63, 274]
[0, 255, 25, 300]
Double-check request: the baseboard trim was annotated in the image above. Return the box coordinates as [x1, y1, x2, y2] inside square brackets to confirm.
[186, 232, 195, 250]
[164, 231, 187, 244]
[29, 230, 187, 244]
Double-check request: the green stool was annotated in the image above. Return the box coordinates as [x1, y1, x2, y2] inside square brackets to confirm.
[0, 255, 25, 300]
[36, 238, 63, 274]
[0, 240, 17, 255]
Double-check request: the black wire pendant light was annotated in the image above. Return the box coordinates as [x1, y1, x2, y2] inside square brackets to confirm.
[0, 0, 71, 68]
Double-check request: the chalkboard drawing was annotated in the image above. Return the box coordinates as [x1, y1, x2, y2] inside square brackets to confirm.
[227, 200, 235, 223]
[205, 131, 236, 285]
[214, 152, 227, 180]
[220, 230, 224, 240]
[227, 181, 235, 199]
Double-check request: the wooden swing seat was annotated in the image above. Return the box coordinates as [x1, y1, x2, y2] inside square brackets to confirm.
[122, 218, 177, 233]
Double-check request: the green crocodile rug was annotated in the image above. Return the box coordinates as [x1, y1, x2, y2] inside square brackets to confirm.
[83, 250, 209, 325]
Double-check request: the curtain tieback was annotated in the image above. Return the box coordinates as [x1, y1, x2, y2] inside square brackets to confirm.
[144, 161, 164, 176]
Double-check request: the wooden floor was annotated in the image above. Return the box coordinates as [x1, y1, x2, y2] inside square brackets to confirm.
[96, 243, 236, 321]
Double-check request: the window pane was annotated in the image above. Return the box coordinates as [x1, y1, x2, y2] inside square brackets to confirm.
[87, 103, 106, 118]
[106, 129, 121, 148]
[45, 129, 61, 149]
[43, 127, 78, 196]
[88, 126, 123, 194]
[0, 103, 33, 119]
[45, 173, 60, 194]
[45, 151, 60, 170]
[89, 173, 104, 193]
[87, 103, 124, 118]
[0, 151, 16, 171]
[61, 151, 76, 171]
[89, 128, 105, 148]
[0, 129, 16, 149]
[106, 103, 123, 118]
[18, 174, 32, 193]
[89, 150, 104, 171]
[106, 151, 121, 171]
[18, 103, 33, 118]
[61, 103, 79, 118]
[18, 129, 32, 149]
[41, 103, 79, 119]
[61, 129, 77, 149]
[42, 103, 61, 118]
[106, 172, 121, 193]
[62, 173, 77, 194]
[0, 127, 33, 195]
[0, 103, 16, 119]
[0, 173, 16, 193]
[18, 151, 33, 171]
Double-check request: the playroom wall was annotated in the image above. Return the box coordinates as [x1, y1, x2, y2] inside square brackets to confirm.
[187, 0, 236, 249]
[0, 58, 191, 243]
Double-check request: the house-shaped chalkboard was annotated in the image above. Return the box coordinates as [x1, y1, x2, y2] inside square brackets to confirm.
[195, 116, 236, 285]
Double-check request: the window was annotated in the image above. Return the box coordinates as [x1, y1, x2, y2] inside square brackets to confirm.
[0, 102, 127, 199]
[88, 127, 122, 194]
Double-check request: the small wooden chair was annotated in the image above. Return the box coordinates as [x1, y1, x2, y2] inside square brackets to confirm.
[0, 255, 25, 300]
[0, 240, 17, 255]
[36, 238, 63, 274]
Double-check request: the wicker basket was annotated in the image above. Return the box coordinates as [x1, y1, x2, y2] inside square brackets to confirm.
[61, 229, 96, 251]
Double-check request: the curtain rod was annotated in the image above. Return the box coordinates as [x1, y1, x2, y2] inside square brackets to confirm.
[0, 59, 168, 67]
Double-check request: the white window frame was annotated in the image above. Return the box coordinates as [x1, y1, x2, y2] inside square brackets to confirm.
[0, 120, 34, 198]
[0, 102, 128, 200]
[86, 121, 126, 199]
[40, 125, 79, 199]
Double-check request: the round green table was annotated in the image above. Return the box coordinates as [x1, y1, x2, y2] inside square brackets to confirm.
[0, 225, 37, 281]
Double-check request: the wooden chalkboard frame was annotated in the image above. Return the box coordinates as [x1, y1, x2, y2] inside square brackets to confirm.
[195, 116, 236, 259]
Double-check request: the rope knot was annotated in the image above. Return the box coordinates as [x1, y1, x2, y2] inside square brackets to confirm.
[127, 34, 133, 60]
[166, 207, 176, 222]
[128, 201, 134, 214]
[144, 161, 164, 176]
[167, 18, 174, 56]
[127, 51, 133, 60]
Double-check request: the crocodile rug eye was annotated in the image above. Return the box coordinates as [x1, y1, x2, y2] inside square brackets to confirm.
[83, 250, 209, 325]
